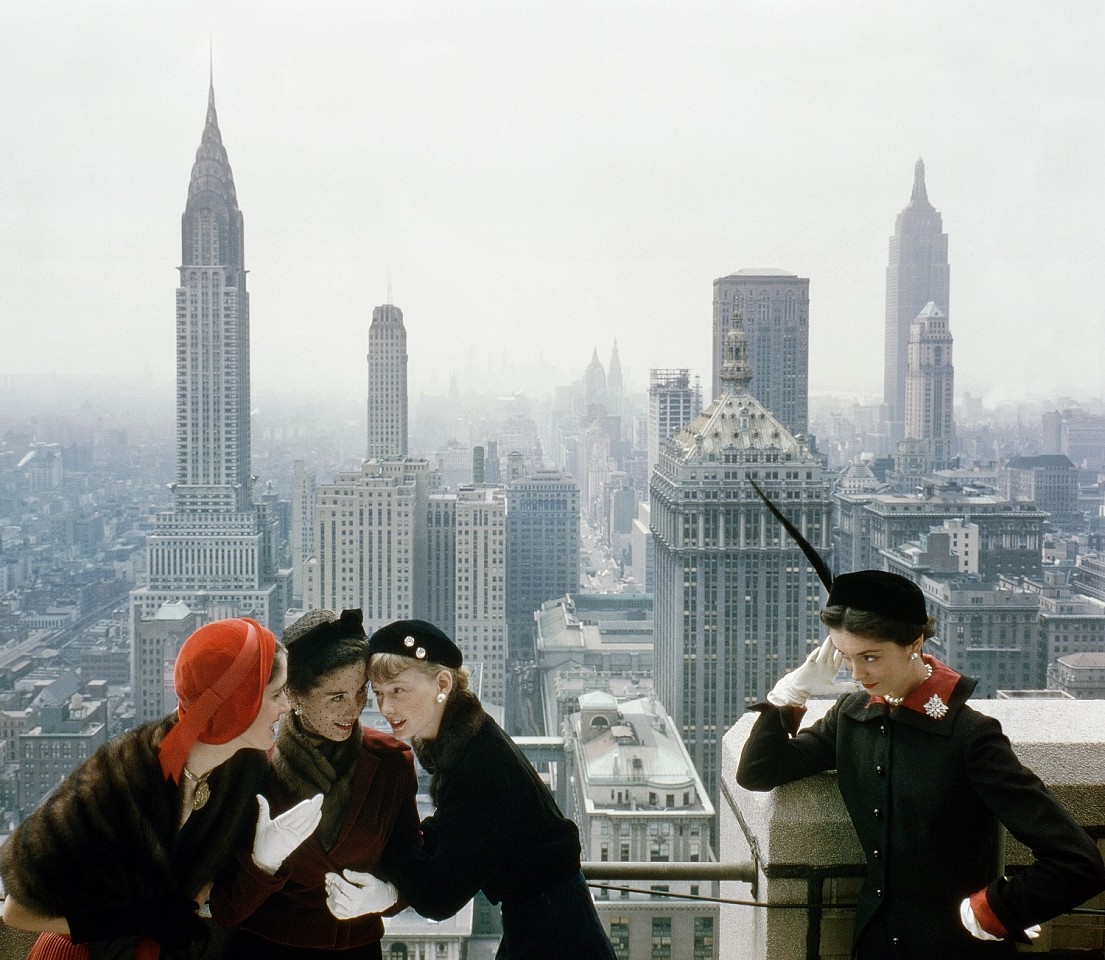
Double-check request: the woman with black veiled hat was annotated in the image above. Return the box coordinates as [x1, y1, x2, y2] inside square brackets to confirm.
[210, 609, 419, 960]
[737, 568, 1105, 959]
[319, 618, 617, 959]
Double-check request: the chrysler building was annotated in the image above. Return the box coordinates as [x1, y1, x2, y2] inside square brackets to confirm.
[131, 81, 288, 639]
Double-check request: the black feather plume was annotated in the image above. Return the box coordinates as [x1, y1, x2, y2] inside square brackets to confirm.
[748, 478, 833, 590]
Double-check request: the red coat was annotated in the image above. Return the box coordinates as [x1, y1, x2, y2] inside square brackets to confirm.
[211, 727, 419, 951]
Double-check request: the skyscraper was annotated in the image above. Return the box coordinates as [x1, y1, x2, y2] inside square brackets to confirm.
[711, 269, 809, 436]
[606, 339, 624, 415]
[884, 159, 950, 441]
[647, 369, 701, 477]
[651, 322, 828, 797]
[291, 459, 317, 605]
[901, 301, 955, 471]
[305, 458, 429, 632]
[131, 82, 288, 635]
[505, 469, 581, 660]
[455, 487, 508, 704]
[366, 303, 409, 459]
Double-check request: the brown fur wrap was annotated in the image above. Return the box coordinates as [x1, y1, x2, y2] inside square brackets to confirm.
[0, 716, 267, 959]
[271, 715, 360, 849]
[412, 690, 486, 805]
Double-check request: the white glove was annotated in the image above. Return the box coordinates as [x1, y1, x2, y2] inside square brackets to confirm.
[959, 898, 1041, 942]
[252, 793, 324, 874]
[325, 868, 399, 920]
[767, 637, 849, 707]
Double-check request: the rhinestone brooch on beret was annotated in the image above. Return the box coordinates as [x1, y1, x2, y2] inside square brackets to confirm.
[416, 647, 426, 659]
[404, 636, 416, 648]
[923, 694, 949, 719]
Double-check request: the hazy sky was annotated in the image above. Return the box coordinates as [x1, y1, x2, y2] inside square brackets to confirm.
[2, 1, 1102, 410]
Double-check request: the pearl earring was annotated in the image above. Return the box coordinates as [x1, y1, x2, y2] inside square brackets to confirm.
[436, 692, 447, 703]
[909, 652, 919, 661]
[294, 705, 302, 716]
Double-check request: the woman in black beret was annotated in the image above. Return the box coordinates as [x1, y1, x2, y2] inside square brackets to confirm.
[326, 618, 616, 959]
[737, 567, 1105, 959]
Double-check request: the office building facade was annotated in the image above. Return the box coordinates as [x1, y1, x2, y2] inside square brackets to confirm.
[711, 270, 809, 436]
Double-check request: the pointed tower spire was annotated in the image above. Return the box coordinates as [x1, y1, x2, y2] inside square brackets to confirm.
[607, 338, 623, 400]
[910, 157, 929, 206]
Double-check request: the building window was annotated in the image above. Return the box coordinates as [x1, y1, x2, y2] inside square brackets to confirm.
[609, 917, 630, 960]
[651, 917, 672, 960]
[693, 916, 714, 960]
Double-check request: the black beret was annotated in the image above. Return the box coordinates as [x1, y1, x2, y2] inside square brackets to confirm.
[826, 570, 928, 626]
[367, 619, 463, 669]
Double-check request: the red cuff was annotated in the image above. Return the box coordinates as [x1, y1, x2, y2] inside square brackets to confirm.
[969, 888, 1008, 938]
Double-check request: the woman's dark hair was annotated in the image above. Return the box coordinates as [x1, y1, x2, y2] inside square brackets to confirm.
[820, 606, 936, 647]
[287, 636, 367, 695]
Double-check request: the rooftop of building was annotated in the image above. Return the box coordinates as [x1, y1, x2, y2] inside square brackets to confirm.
[571, 694, 714, 814]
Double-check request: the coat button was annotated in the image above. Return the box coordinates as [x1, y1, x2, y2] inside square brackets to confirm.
[876, 764, 884, 775]
[892, 937, 900, 946]
[879, 724, 887, 733]
[873, 808, 881, 818]
[872, 848, 880, 859]
[876, 888, 883, 897]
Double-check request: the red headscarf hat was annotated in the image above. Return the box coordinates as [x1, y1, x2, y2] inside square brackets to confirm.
[158, 616, 276, 783]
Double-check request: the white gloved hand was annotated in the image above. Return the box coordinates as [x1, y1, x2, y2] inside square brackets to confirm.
[767, 637, 848, 707]
[252, 793, 324, 874]
[325, 869, 399, 920]
[959, 898, 1041, 942]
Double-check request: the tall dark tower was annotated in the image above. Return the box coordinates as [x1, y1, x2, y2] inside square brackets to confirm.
[131, 80, 288, 648]
[884, 159, 950, 442]
[711, 269, 809, 437]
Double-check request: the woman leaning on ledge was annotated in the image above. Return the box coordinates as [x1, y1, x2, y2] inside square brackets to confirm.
[0, 617, 322, 960]
[737, 570, 1105, 960]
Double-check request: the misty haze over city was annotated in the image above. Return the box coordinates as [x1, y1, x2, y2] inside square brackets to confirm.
[2, 1, 1103, 417]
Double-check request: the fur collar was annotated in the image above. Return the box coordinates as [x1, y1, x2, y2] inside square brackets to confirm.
[272, 714, 361, 850]
[413, 690, 486, 804]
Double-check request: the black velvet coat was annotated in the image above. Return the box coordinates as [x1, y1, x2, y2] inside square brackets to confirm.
[737, 668, 1105, 959]
[379, 691, 581, 921]
[0, 716, 268, 960]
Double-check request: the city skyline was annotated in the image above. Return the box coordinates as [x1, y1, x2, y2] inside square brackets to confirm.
[2, 2, 1103, 409]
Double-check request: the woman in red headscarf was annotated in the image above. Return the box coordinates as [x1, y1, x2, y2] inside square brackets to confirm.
[0, 616, 323, 960]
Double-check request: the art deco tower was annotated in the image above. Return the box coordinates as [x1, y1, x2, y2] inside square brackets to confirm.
[651, 320, 828, 798]
[366, 303, 408, 459]
[884, 159, 950, 441]
[131, 82, 287, 637]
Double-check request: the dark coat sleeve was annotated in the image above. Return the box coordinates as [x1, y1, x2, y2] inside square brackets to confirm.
[965, 713, 1105, 933]
[736, 700, 841, 790]
[382, 759, 516, 921]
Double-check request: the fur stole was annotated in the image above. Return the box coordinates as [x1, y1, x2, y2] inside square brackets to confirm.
[413, 690, 486, 805]
[0, 716, 265, 956]
[271, 715, 360, 849]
